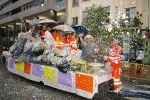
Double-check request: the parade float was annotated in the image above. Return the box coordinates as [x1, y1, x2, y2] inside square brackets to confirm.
[6, 28, 113, 99]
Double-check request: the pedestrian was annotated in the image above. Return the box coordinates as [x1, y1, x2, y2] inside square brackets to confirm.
[107, 39, 125, 92]
[136, 50, 144, 64]
[136, 50, 144, 73]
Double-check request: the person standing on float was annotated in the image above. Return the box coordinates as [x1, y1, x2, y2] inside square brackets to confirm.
[70, 32, 78, 54]
[108, 39, 125, 91]
[55, 30, 65, 49]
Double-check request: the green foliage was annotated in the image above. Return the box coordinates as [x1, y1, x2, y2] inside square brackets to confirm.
[82, 4, 109, 37]
[82, 4, 146, 52]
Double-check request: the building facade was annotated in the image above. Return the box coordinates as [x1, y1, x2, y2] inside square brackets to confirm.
[0, 0, 67, 47]
[67, 0, 147, 28]
[67, 0, 150, 64]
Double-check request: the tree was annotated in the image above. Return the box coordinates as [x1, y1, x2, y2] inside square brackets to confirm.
[82, 4, 146, 60]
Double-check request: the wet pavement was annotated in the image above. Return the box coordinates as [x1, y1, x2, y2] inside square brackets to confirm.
[0, 62, 150, 100]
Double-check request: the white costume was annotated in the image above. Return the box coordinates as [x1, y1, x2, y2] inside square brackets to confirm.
[44, 30, 56, 46]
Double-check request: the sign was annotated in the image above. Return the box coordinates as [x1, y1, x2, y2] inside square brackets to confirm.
[9, 59, 15, 69]
[58, 71, 72, 87]
[75, 73, 93, 93]
[15, 62, 24, 72]
[32, 64, 41, 77]
[123, 37, 130, 61]
[24, 63, 31, 74]
[44, 66, 57, 83]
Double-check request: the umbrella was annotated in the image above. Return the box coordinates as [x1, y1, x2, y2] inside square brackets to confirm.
[72, 25, 88, 34]
[29, 19, 41, 25]
[53, 25, 75, 32]
[38, 19, 58, 26]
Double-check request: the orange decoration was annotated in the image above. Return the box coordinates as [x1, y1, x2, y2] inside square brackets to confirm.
[24, 63, 31, 74]
[75, 73, 93, 93]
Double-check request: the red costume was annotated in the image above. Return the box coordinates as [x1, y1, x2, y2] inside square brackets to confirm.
[108, 45, 122, 89]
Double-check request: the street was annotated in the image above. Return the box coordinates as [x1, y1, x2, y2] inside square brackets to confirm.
[0, 62, 150, 100]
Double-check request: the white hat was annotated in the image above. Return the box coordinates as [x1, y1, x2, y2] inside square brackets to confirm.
[84, 35, 94, 41]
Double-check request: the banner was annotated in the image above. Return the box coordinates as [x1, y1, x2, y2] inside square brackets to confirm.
[75, 73, 93, 93]
[44, 66, 57, 83]
[58, 71, 72, 87]
[9, 59, 15, 69]
[24, 63, 31, 74]
[15, 62, 24, 72]
[32, 64, 41, 77]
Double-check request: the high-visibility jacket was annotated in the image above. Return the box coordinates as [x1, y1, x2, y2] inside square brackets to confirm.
[108, 45, 122, 89]
[52, 33, 57, 40]
[40, 30, 45, 40]
[55, 35, 65, 49]
[64, 38, 70, 46]
[69, 36, 78, 54]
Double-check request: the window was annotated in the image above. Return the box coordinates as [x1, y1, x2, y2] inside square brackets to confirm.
[82, 11, 87, 21]
[72, 0, 78, 6]
[72, 17, 78, 25]
[126, 7, 136, 18]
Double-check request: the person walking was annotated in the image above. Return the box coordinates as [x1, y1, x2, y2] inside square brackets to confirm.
[107, 39, 125, 92]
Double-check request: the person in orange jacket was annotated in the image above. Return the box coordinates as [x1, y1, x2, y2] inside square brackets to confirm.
[107, 39, 125, 92]
[55, 30, 65, 49]
[40, 25, 46, 41]
[70, 32, 78, 54]
[51, 29, 57, 40]
[64, 33, 71, 46]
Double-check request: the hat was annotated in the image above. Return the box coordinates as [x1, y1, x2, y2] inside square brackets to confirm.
[84, 35, 94, 41]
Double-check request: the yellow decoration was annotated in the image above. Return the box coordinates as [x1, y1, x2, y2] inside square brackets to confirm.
[44, 66, 57, 83]
[15, 62, 24, 72]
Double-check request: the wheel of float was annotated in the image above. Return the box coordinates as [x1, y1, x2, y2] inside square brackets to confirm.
[93, 82, 107, 99]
